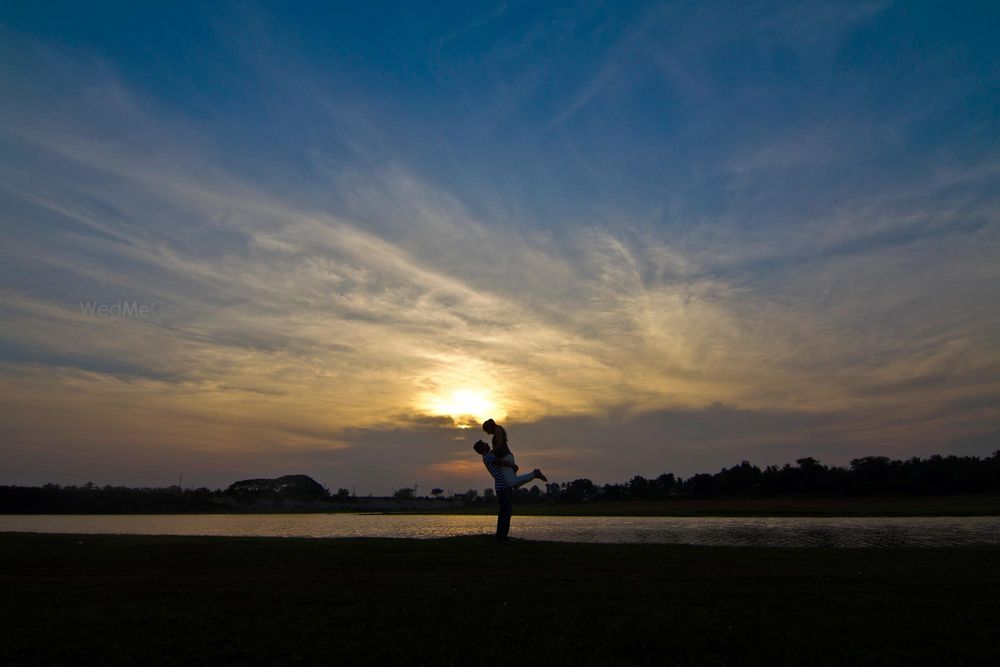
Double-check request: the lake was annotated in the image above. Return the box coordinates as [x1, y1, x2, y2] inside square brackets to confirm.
[2, 513, 999, 546]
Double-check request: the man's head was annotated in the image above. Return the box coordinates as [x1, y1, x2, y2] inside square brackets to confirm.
[473, 440, 490, 455]
[482, 419, 496, 435]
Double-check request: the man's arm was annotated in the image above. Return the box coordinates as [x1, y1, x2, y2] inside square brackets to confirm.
[483, 451, 504, 466]
[494, 455, 518, 472]
[484, 449, 518, 472]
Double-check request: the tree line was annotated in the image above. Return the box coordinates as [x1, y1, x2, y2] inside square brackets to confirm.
[2, 451, 998, 512]
[541, 451, 1000, 503]
[0, 483, 224, 513]
[0, 475, 343, 513]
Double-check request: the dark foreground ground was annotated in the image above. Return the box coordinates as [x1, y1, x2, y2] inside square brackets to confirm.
[2, 533, 999, 666]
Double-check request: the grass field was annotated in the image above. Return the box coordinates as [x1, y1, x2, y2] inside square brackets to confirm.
[2, 533, 999, 665]
[402, 494, 1000, 517]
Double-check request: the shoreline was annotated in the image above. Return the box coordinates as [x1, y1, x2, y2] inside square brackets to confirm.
[383, 494, 1000, 517]
[3, 493, 999, 517]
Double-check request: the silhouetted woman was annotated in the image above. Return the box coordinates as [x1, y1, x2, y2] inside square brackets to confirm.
[482, 418, 547, 488]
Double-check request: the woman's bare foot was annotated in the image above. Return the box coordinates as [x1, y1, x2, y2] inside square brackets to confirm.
[534, 469, 548, 482]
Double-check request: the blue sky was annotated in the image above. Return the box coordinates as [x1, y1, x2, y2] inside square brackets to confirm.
[1, 1, 998, 492]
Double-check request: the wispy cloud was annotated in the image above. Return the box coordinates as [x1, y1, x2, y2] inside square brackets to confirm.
[0, 3, 997, 490]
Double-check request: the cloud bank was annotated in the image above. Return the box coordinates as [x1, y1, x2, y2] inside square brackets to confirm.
[0, 3, 997, 492]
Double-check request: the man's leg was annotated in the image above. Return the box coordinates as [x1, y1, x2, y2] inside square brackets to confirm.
[496, 487, 512, 541]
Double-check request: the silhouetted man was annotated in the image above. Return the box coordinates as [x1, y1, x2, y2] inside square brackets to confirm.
[482, 418, 547, 490]
[474, 440, 546, 543]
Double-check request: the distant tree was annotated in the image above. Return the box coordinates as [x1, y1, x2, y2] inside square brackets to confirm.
[601, 482, 627, 500]
[655, 473, 678, 497]
[562, 479, 596, 502]
[628, 475, 652, 500]
[850, 457, 892, 493]
[714, 461, 762, 495]
[483, 488, 495, 501]
[686, 473, 715, 496]
[461, 489, 480, 504]
[431, 488, 444, 498]
[393, 487, 415, 500]
[334, 488, 351, 500]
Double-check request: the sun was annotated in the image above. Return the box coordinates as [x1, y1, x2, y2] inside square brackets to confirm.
[422, 389, 501, 427]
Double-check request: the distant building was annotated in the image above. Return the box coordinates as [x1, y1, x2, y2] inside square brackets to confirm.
[225, 474, 328, 501]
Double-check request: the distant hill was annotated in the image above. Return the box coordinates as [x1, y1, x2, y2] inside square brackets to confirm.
[225, 474, 329, 501]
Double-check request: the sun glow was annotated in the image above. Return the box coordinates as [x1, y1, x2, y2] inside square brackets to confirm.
[422, 389, 502, 427]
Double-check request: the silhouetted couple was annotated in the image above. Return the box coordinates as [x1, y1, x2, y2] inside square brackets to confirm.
[474, 418, 547, 543]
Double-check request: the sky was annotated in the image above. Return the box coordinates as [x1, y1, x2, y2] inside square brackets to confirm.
[0, 1, 997, 494]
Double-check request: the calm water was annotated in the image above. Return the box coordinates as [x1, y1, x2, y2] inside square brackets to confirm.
[2, 514, 999, 547]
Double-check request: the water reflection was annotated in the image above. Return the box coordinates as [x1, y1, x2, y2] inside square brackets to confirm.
[1, 514, 998, 547]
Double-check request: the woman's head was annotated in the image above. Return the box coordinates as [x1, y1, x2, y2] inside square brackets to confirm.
[482, 418, 496, 434]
